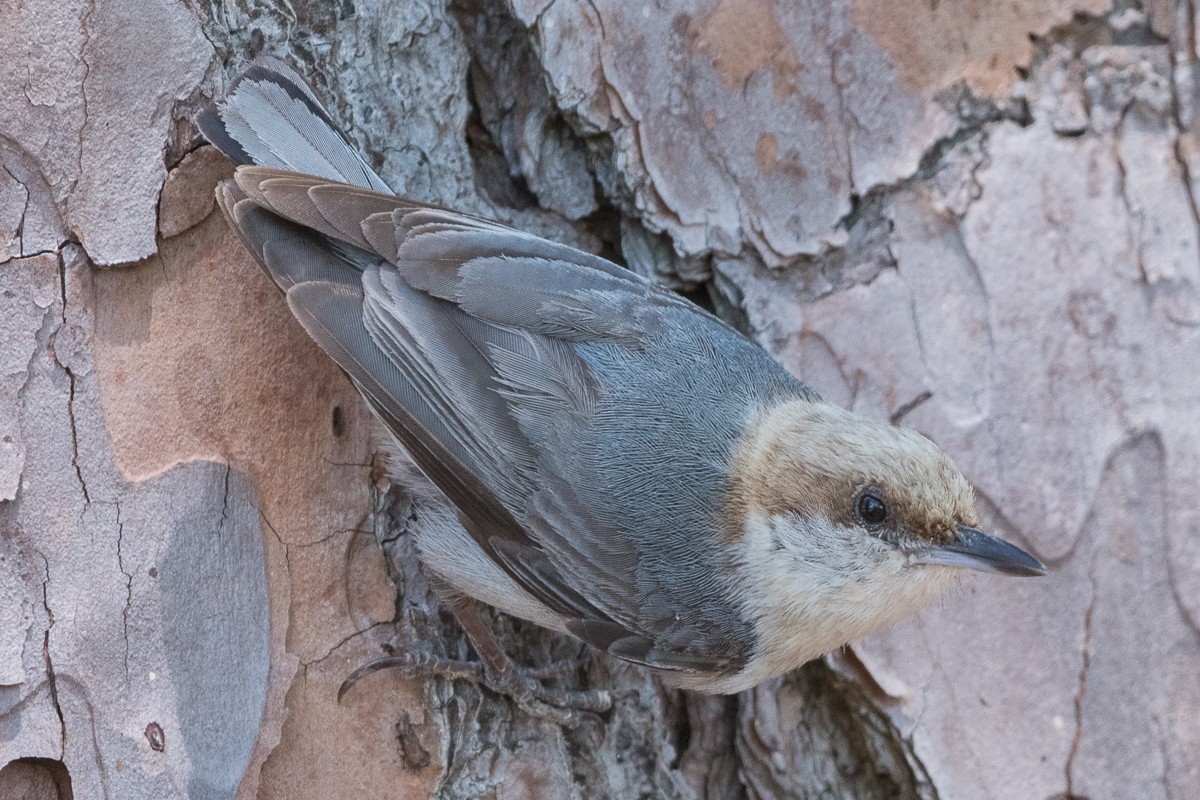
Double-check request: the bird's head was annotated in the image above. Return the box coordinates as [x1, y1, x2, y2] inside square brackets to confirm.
[722, 400, 1045, 685]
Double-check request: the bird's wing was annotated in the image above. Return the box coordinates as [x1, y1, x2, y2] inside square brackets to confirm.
[224, 166, 807, 674]
[203, 54, 801, 673]
[219, 176, 608, 614]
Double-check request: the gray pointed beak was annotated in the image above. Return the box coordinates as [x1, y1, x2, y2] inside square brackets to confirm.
[913, 525, 1048, 576]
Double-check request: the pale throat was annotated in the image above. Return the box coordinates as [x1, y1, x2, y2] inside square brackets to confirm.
[731, 510, 959, 686]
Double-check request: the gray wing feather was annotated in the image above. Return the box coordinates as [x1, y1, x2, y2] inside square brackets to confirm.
[234, 171, 383, 251]
[360, 266, 539, 511]
[455, 257, 668, 344]
[221, 169, 660, 658]
[488, 332, 599, 424]
[362, 213, 401, 262]
[216, 182, 363, 289]
[392, 216, 633, 284]
[284, 281, 548, 582]
[358, 265, 643, 631]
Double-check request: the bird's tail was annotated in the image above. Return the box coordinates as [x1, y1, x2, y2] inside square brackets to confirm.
[199, 58, 384, 290]
[198, 56, 390, 193]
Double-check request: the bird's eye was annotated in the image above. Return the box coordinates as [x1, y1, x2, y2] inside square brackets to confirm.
[856, 489, 888, 527]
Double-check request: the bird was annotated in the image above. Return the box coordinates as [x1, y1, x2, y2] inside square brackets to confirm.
[198, 56, 1046, 721]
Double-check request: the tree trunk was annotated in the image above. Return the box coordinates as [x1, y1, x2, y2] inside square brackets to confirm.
[2, 1, 1198, 798]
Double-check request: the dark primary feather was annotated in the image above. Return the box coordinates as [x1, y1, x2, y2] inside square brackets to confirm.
[203, 57, 818, 675]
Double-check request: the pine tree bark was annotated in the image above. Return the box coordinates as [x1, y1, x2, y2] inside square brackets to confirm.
[1, 1, 1198, 798]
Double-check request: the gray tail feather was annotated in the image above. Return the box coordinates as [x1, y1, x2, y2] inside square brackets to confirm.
[203, 58, 385, 289]
[199, 56, 390, 193]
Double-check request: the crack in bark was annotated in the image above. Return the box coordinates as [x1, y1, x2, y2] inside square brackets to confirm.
[2, 163, 29, 256]
[54, 252, 90, 505]
[63, 365, 88, 504]
[597, 61, 687, 233]
[827, 46, 858, 202]
[302, 620, 391, 669]
[896, 256, 940, 419]
[219, 461, 231, 533]
[114, 500, 133, 680]
[1064, 561, 1099, 799]
[320, 457, 374, 469]
[293, 522, 372, 549]
[957, 130, 991, 219]
[836, 93, 1010, 231]
[75, 0, 97, 189]
[532, 0, 606, 40]
[0, 242, 73, 267]
[37, 551, 66, 759]
[258, 507, 287, 551]
[889, 390, 933, 425]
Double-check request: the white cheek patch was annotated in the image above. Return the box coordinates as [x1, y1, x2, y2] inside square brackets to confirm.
[722, 512, 958, 693]
[763, 512, 884, 585]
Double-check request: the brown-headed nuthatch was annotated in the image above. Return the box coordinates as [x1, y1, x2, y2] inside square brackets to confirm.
[199, 57, 1046, 719]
